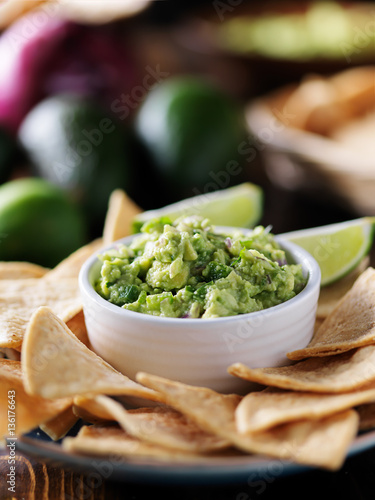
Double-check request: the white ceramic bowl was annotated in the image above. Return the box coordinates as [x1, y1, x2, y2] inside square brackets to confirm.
[79, 231, 321, 394]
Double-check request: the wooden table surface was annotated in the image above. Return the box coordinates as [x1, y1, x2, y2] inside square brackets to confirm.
[2, 182, 375, 500]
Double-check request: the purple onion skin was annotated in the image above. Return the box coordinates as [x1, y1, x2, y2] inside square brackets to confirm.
[0, 15, 138, 134]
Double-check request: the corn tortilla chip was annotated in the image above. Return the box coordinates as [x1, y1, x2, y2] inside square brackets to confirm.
[0, 278, 82, 349]
[65, 309, 91, 348]
[288, 267, 375, 360]
[357, 403, 375, 431]
[43, 238, 103, 281]
[316, 257, 369, 319]
[235, 386, 375, 433]
[228, 345, 375, 393]
[0, 359, 72, 438]
[0, 348, 20, 361]
[0, 262, 49, 279]
[21, 306, 164, 403]
[63, 424, 237, 462]
[102, 189, 142, 246]
[40, 405, 78, 441]
[73, 395, 115, 424]
[136, 373, 358, 470]
[92, 395, 231, 453]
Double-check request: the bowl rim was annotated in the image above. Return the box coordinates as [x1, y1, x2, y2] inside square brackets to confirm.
[78, 227, 321, 326]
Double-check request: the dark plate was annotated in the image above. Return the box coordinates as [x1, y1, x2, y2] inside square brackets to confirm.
[14, 425, 375, 486]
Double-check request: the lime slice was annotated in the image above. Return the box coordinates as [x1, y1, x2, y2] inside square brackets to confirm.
[281, 218, 374, 286]
[132, 183, 263, 233]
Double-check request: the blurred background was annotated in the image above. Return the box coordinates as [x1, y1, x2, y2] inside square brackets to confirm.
[0, 0, 374, 267]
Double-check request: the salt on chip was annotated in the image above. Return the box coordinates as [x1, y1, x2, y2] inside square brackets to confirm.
[0, 359, 72, 438]
[235, 386, 375, 434]
[288, 267, 375, 360]
[102, 189, 142, 246]
[0, 261, 49, 279]
[63, 423, 234, 462]
[92, 395, 231, 453]
[0, 278, 82, 349]
[228, 345, 375, 393]
[136, 372, 358, 470]
[21, 306, 164, 403]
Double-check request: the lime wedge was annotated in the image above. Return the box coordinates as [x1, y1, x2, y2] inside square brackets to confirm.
[281, 218, 374, 286]
[132, 183, 263, 233]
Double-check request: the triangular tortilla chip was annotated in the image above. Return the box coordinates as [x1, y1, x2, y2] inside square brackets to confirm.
[136, 373, 358, 470]
[0, 359, 72, 438]
[39, 405, 78, 441]
[63, 423, 236, 461]
[0, 261, 49, 279]
[65, 310, 91, 348]
[235, 386, 375, 433]
[0, 278, 82, 349]
[357, 403, 375, 431]
[316, 257, 369, 319]
[92, 395, 231, 453]
[42, 238, 103, 281]
[73, 395, 115, 424]
[21, 306, 164, 403]
[102, 189, 142, 246]
[288, 267, 375, 360]
[228, 345, 375, 393]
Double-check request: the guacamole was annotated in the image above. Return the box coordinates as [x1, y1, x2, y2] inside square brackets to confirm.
[94, 216, 306, 319]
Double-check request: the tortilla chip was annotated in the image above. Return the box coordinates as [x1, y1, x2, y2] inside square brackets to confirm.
[228, 345, 375, 393]
[40, 405, 78, 441]
[0, 278, 82, 349]
[73, 395, 115, 424]
[63, 423, 235, 462]
[136, 372, 358, 470]
[316, 257, 369, 319]
[0, 348, 20, 361]
[0, 261, 49, 279]
[92, 395, 231, 453]
[288, 267, 375, 360]
[43, 238, 103, 281]
[21, 306, 164, 403]
[0, 359, 72, 438]
[65, 310, 91, 348]
[235, 386, 375, 433]
[102, 189, 142, 246]
[357, 403, 375, 431]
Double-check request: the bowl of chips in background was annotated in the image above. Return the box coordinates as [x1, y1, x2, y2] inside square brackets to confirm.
[246, 66, 375, 216]
[78, 230, 321, 394]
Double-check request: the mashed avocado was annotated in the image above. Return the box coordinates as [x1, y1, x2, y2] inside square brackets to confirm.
[94, 216, 306, 319]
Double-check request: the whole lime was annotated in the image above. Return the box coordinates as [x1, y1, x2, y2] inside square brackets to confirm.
[134, 77, 248, 201]
[0, 177, 87, 267]
[18, 94, 134, 235]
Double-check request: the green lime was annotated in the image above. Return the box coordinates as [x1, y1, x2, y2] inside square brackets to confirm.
[132, 182, 263, 233]
[0, 177, 87, 268]
[134, 77, 248, 201]
[18, 94, 134, 235]
[281, 218, 374, 286]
